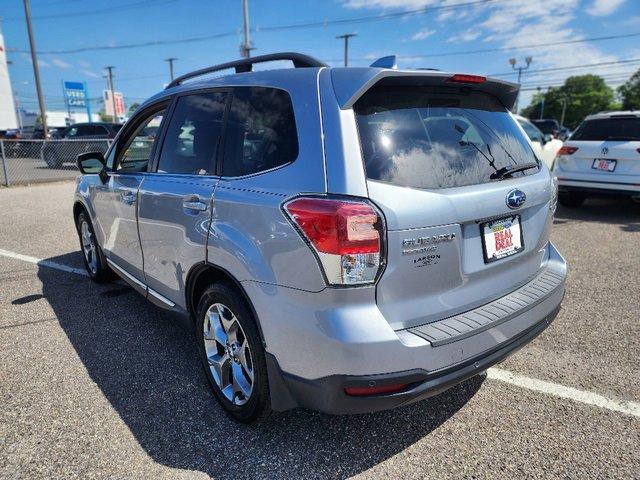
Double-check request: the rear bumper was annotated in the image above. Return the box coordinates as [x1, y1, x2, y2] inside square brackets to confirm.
[271, 304, 560, 414]
[556, 177, 640, 195]
[246, 243, 567, 414]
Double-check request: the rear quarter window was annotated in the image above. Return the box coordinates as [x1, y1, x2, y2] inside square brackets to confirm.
[222, 87, 298, 177]
[354, 87, 539, 190]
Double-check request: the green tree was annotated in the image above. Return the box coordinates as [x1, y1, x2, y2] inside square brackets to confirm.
[127, 102, 141, 116]
[617, 68, 640, 110]
[521, 75, 616, 129]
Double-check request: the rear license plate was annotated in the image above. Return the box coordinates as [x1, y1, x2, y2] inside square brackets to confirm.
[592, 158, 617, 172]
[481, 215, 524, 263]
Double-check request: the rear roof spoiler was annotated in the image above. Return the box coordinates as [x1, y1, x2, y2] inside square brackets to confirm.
[330, 68, 520, 110]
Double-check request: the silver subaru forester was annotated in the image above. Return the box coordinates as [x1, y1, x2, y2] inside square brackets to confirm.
[73, 52, 566, 423]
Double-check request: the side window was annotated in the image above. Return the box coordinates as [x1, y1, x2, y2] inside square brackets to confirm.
[222, 87, 298, 177]
[94, 125, 109, 136]
[157, 91, 228, 175]
[519, 120, 543, 143]
[116, 109, 166, 173]
[64, 126, 78, 138]
[76, 125, 94, 137]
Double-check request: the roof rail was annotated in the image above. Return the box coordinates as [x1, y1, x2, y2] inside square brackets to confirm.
[166, 52, 327, 88]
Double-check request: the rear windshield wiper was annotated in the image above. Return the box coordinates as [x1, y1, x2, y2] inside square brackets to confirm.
[490, 162, 539, 180]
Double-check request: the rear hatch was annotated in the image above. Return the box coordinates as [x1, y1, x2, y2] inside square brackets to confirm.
[555, 115, 640, 181]
[351, 77, 554, 330]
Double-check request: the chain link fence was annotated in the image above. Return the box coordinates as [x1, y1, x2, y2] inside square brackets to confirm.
[0, 139, 112, 186]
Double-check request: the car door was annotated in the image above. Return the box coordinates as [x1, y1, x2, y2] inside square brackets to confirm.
[90, 103, 170, 288]
[137, 90, 229, 309]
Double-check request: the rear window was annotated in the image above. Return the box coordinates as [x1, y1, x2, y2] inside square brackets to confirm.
[531, 120, 559, 134]
[570, 117, 640, 141]
[354, 87, 539, 190]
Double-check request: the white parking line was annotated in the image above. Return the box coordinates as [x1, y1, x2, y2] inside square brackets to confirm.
[0, 248, 88, 277]
[1, 246, 639, 418]
[487, 368, 640, 418]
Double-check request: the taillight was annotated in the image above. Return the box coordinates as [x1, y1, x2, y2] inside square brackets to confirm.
[283, 197, 384, 286]
[448, 74, 486, 84]
[556, 146, 578, 156]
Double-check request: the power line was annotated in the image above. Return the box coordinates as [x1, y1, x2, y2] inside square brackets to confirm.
[3, 0, 178, 21]
[6, 0, 501, 55]
[346, 32, 640, 62]
[489, 58, 640, 77]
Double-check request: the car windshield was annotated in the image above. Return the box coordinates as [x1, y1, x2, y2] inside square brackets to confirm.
[571, 117, 640, 141]
[353, 87, 539, 189]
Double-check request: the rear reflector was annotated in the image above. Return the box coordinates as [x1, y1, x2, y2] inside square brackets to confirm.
[284, 197, 384, 285]
[345, 383, 407, 397]
[448, 74, 486, 84]
[557, 146, 579, 156]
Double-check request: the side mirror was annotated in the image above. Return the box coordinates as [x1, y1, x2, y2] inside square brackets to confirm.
[77, 151, 109, 182]
[543, 133, 553, 144]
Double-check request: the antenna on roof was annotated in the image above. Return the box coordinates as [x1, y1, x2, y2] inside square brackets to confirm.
[369, 55, 397, 70]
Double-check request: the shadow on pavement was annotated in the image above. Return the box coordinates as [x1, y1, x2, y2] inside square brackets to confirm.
[37, 252, 484, 479]
[554, 196, 640, 230]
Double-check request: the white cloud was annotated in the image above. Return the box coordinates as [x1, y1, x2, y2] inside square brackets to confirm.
[81, 70, 100, 78]
[343, 0, 435, 8]
[77, 60, 92, 68]
[411, 28, 435, 40]
[586, 0, 626, 16]
[50, 58, 71, 69]
[447, 28, 481, 43]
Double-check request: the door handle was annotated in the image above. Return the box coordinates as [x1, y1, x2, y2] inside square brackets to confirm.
[183, 200, 208, 212]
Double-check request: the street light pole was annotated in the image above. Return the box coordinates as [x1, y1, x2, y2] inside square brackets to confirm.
[336, 33, 357, 67]
[105, 66, 117, 123]
[164, 57, 177, 82]
[509, 56, 532, 113]
[23, 0, 47, 137]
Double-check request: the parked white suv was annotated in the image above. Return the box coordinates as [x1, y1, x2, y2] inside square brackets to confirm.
[553, 111, 640, 207]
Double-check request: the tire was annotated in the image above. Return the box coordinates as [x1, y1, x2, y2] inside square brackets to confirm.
[558, 192, 586, 208]
[195, 282, 271, 423]
[43, 149, 62, 168]
[76, 211, 114, 282]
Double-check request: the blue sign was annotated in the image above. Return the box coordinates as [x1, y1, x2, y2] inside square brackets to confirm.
[63, 81, 87, 108]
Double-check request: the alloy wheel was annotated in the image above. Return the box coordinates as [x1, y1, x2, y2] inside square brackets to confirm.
[203, 303, 254, 405]
[80, 220, 98, 274]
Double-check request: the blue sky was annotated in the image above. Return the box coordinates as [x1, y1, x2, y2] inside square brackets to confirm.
[2, 0, 639, 114]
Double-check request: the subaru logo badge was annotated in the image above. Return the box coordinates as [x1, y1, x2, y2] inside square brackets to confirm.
[506, 189, 526, 209]
[602, 147, 608, 155]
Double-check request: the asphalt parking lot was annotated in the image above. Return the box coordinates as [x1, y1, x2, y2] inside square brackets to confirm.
[1, 181, 639, 479]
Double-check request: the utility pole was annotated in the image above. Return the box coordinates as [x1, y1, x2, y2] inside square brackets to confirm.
[537, 86, 545, 119]
[336, 33, 357, 67]
[508, 56, 532, 113]
[165, 57, 177, 81]
[560, 95, 569, 127]
[23, 0, 48, 137]
[105, 66, 117, 123]
[240, 0, 253, 58]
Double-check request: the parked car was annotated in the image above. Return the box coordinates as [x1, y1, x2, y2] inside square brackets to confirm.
[31, 126, 65, 139]
[73, 53, 566, 423]
[552, 111, 640, 207]
[42, 122, 121, 168]
[531, 118, 561, 138]
[514, 114, 563, 168]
